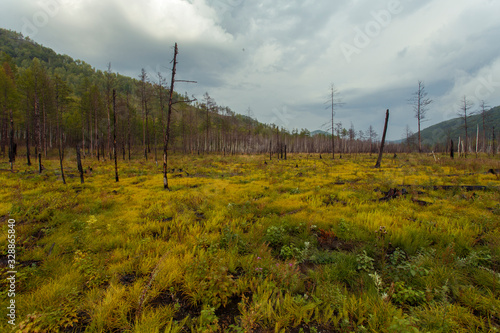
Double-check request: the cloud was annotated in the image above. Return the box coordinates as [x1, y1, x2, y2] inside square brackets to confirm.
[1, 0, 500, 139]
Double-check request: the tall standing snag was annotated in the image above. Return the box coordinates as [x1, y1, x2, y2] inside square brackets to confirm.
[458, 96, 474, 157]
[8, 114, 15, 171]
[374, 109, 389, 168]
[163, 44, 178, 190]
[162, 43, 196, 189]
[76, 144, 84, 184]
[325, 84, 344, 159]
[409, 81, 432, 153]
[493, 127, 496, 156]
[113, 89, 119, 182]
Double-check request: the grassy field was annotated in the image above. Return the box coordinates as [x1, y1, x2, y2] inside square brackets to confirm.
[1, 152, 499, 332]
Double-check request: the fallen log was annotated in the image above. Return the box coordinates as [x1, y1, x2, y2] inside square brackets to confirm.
[397, 185, 498, 191]
[377, 187, 431, 206]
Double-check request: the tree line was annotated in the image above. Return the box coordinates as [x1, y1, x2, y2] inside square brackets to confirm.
[0, 42, 403, 174]
[1, 29, 495, 177]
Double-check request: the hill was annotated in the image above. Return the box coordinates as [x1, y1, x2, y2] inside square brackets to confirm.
[0, 27, 282, 156]
[311, 130, 330, 136]
[418, 106, 500, 149]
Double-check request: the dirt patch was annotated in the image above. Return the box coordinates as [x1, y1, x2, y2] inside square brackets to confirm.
[316, 229, 360, 252]
[322, 195, 347, 206]
[215, 295, 241, 330]
[289, 322, 339, 333]
[148, 291, 201, 321]
[62, 311, 91, 333]
[378, 188, 431, 206]
[0, 254, 8, 267]
[119, 273, 136, 286]
[19, 259, 42, 268]
[298, 262, 317, 275]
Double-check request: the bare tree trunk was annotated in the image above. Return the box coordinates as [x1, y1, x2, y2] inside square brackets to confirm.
[476, 124, 479, 158]
[113, 89, 119, 182]
[91, 94, 96, 160]
[1, 116, 6, 157]
[76, 144, 84, 184]
[55, 84, 66, 184]
[493, 127, 496, 156]
[107, 63, 112, 160]
[331, 88, 335, 159]
[127, 90, 131, 161]
[35, 95, 42, 173]
[450, 139, 454, 159]
[122, 110, 126, 161]
[146, 99, 150, 155]
[43, 103, 47, 158]
[153, 116, 157, 162]
[25, 97, 31, 166]
[269, 140, 272, 160]
[8, 111, 15, 171]
[163, 43, 178, 190]
[374, 109, 389, 168]
[89, 101, 93, 158]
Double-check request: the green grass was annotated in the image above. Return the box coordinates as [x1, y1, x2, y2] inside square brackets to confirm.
[1, 153, 499, 332]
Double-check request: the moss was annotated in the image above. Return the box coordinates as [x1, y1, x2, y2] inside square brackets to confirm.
[1, 154, 499, 332]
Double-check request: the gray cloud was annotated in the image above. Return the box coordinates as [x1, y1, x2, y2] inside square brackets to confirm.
[1, 0, 500, 140]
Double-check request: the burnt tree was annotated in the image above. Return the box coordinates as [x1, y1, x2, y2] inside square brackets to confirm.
[113, 89, 119, 182]
[374, 109, 389, 168]
[163, 44, 178, 190]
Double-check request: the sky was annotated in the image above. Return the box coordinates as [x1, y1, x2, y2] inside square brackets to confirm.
[1, 0, 500, 140]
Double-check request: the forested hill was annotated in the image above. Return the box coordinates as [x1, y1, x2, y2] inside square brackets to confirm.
[0, 28, 186, 98]
[0, 28, 284, 157]
[418, 106, 500, 149]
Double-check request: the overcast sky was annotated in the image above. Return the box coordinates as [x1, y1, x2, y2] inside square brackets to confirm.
[2, 0, 500, 140]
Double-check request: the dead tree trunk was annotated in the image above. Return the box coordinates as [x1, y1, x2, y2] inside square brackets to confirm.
[113, 89, 119, 182]
[76, 144, 84, 184]
[25, 98, 31, 166]
[374, 109, 389, 168]
[55, 85, 66, 184]
[106, 63, 113, 161]
[163, 43, 178, 190]
[35, 95, 42, 173]
[493, 127, 496, 156]
[127, 90, 131, 161]
[8, 111, 15, 171]
[58, 141, 66, 184]
[269, 140, 272, 160]
[450, 139, 454, 159]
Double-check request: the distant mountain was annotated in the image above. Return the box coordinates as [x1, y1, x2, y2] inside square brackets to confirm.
[416, 106, 500, 148]
[311, 130, 330, 136]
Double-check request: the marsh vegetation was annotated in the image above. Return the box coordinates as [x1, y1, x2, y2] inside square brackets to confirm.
[1, 152, 499, 332]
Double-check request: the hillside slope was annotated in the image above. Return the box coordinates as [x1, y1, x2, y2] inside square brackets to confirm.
[419, 106, 500, 148]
